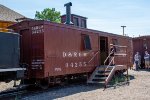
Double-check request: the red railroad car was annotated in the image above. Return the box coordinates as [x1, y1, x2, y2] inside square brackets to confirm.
[9, 20, 132, 88]
[133, 36, 150, 67]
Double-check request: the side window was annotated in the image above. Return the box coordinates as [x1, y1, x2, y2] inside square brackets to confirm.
[144, 43, 147, 50]
[81, 34, 92, 50]
[81, 19, 86, 28]
[143, 38, 147, 50]
[112, 38, 120, 52]
[74, 17, 79, 26]
[112, 39, 118, 45]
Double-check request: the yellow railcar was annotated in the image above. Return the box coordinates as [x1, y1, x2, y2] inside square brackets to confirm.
[0, 21, 14, 32]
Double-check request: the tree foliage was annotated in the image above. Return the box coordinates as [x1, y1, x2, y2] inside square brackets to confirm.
[35, 8, 61, 23]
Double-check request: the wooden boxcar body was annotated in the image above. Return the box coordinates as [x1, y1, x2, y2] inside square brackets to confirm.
[9, 20, 132, 85]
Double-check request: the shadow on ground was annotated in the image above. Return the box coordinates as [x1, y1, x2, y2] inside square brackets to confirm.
[22, 76, 134, 100]
[129, 75, 135, 80]
[22, 83, 104, 100]
[139, 69, 150, 72]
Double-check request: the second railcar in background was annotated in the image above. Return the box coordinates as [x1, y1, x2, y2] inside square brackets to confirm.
[9, 20, 132, 88]
[0, 31, 25, 82]
[133, 36, 150, 68]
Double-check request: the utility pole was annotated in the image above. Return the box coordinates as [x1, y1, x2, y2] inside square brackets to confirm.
[121, 26, 126, 36]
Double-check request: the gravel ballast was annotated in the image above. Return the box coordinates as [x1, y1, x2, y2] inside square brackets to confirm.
[1, 70, 150, 100]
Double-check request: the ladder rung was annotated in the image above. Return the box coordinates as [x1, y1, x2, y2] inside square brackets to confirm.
[109, 44, 127, 48]
[115, 65, 126, 67]
[96, 73, 110, 76]
[93, 77, 107, 80]
[88, 81, 105, 84]
[114, 53, 127, 56]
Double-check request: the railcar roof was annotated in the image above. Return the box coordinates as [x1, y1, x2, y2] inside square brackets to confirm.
[9, 19, 131, 39]
[0, 4, 25, 22]
[133, 35, 150, 39]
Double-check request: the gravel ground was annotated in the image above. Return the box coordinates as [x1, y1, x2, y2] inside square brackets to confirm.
[0, 81, 20, 92]
[20, 69, 150, 100]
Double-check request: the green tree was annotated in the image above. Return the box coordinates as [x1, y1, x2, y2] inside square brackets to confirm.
[35, 8, 61, 23]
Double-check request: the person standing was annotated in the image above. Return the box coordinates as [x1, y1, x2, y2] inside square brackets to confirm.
[109, 44, 116, 66]
[144, 51, 150, 69]
[134, 52, 141, 71]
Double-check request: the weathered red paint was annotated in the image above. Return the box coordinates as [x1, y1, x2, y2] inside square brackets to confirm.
[9, 20, 132, 80]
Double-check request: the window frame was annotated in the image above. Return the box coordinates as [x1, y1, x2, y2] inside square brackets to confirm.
[73, 17, 79, 27]
[81, 34, 92, 51]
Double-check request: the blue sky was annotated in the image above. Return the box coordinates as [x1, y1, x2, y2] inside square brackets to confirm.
[1, 0, 150, 37]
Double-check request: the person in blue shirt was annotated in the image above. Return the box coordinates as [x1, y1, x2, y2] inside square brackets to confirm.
[144, 51, 150, 69]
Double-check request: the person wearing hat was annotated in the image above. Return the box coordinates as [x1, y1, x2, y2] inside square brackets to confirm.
[109, 44, 116, 66]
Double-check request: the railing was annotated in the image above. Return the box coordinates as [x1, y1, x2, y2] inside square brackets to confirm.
[105, 66, 115, 86]
[87, 50, 100, 64]
[104, 44, 128, 88]
[110, 44, 127, 48]
[105, 57, 114, 72]
[105, 65, 128, 88]
[104, 49, 114, 65]
[104, 44, 127, 70]
[103, 45, 115, 81]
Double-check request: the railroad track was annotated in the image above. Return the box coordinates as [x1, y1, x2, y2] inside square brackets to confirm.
[0, 88, 27, 100]
[0, 79, 87, 99]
